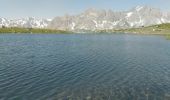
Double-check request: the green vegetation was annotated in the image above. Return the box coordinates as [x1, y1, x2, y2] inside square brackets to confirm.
[96, 23, 170, 40]
[114, 23, 170, 35]
[165, 35, 170, 40]
[1, 23, 170, 37]
[98, 23, 170, 35]
[0, 27, 71, 34]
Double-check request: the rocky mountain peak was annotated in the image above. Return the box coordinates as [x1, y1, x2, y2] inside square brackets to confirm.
[1, 6, 170, 32]
[0, 17, 51, 28]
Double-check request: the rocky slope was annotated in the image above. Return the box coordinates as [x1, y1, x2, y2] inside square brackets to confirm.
[48, 6, 170, 32]
[0, 17, 51, 28]
[1, 6, 170, 32]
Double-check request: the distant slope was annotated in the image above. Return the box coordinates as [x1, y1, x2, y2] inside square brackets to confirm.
[107, 23, 170, 35]
[97, 23, 170, 40]
[0, 27, 71, 34]
[1, 6, 170, 32]
[0, 17, 51, 28]
[48, 6, 170, 31]
[1, 23, 170, 35]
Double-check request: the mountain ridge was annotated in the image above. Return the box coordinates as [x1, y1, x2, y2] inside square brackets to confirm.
[0, 17, 51, 28]
[1, 6, 170, 32]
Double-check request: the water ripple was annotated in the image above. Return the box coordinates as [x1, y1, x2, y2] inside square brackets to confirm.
[0, 34, 170, 100]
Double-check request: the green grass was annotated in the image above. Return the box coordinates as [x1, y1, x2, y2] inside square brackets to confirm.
[165, 35, 170, 40]
[117, 23, 170, 35]
[1, 23, 170, 36]
[98, 23, 170, 35]
[0, 27, 71, 34]
[97, 23, 170, 40]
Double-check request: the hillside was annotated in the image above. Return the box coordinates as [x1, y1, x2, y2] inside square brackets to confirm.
[117, 23, 170, 35]
[98, 23, 170, 39]
[0, 27, 71, 34]
[1, 6, 170, 31]
[1, 23, 170, 39]
[48, 6, 170, 31]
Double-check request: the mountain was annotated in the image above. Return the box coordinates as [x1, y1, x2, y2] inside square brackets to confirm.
[0, 17, 51, 28]
[48, 6, 170, 32]
[1, 6, 170, 32]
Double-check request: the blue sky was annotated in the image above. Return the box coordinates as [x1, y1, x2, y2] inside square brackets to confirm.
[0, 0, 170, 18]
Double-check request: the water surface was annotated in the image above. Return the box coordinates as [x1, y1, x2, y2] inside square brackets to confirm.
[0, 34, 170, 100]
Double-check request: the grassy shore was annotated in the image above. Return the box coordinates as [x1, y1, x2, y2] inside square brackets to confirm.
[121, 23, 170, 35]
[97, 23, 170, 39]
[165, 35, 170, 40]
[0, 27, 71, 34]
[1, 24, 170, 37]
[99, 23, 170, 35]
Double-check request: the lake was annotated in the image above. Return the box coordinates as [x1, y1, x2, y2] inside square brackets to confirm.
[0, 34, 170, 100]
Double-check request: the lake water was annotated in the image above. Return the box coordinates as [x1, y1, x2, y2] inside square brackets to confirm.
[0, 34, 170, 100]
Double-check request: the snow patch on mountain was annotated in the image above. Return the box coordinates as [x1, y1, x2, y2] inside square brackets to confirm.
[1, 6, 170, 32]
[126, 12, 133, 18]
[0, 17, 51, 28]
[71, 22, 76, 30]
[136, 6, 144, 11]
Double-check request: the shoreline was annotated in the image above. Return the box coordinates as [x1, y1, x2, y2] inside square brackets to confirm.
[0, 23, 170, 40]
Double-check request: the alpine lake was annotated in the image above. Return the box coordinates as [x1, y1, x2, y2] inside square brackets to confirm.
[0, 33, 170, 100]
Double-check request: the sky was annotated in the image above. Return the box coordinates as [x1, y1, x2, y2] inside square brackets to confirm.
[0, 0, 170, 18]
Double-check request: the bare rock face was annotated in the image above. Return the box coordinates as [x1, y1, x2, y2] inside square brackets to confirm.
[48, 6, 170, 31]
[0, 17, 51, 28]
[1, 6, 170, 32]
